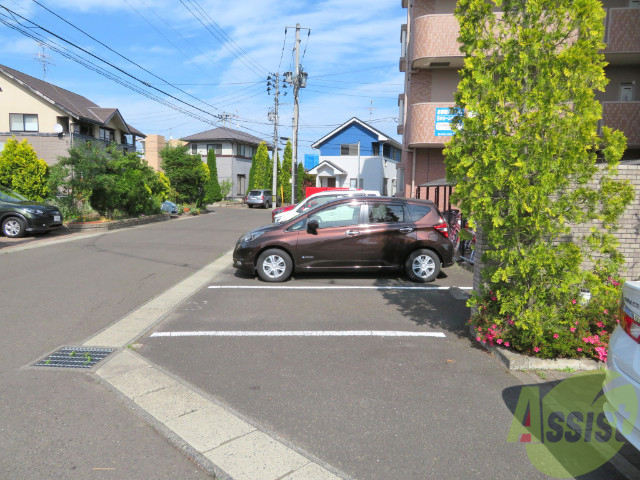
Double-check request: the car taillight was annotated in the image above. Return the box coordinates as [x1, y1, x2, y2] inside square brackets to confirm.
[433, 221, 449, 238]
[621, 300, 640, 343]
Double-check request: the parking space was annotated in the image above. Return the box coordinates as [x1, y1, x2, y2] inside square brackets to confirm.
[136, 263, 553, 479]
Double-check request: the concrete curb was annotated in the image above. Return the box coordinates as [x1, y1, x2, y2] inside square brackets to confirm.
[66, 213, 170, 230]
[470, 326, 603, 371]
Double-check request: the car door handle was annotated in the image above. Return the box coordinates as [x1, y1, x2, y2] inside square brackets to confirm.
[399, 227, 414, 233]
[345, 230, 360, 237]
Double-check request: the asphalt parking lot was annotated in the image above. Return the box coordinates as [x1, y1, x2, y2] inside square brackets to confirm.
[133, 258, 566, 480]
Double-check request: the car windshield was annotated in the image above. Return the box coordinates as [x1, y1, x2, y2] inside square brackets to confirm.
[0, 187, 29, 202]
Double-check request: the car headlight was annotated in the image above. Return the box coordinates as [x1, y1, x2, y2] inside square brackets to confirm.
[241, 231, 265, 243]
[22, 207, 45, 215]
[274, 214, 282, 223]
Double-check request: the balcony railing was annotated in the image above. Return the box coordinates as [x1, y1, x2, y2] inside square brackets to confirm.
[602, 102, 640, 146]
[405, 102, 456, 147]
[604, 8, 640, 56]
[411, 14, 463, 69]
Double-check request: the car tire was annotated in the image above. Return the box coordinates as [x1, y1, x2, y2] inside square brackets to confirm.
[265, 201, 271, 209]
[256, 249, 293, 282]
[405, 249, 440, 283]
[2, 216, 27, 238]
[248, 204, 253, 208]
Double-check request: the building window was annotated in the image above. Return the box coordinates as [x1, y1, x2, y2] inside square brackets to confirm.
[99, 128, 114, 141]
[10, 114, 38, 132]
[207, 144, 222, 155]
[341, 144, 358, 156]
[235, 144, 246, 157]
[191, 143, 197, 154]
[398, 97, 405, 126]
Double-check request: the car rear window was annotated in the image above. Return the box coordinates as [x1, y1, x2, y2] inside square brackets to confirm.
[249, 190, 261, 195]
[406, 204, 432, 222]
[369, 204, 404, 224]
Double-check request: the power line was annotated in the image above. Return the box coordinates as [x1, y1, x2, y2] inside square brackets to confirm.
[179, 0, 267, 79]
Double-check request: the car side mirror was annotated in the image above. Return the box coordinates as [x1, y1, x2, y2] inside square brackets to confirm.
[307, 219, 319, 232]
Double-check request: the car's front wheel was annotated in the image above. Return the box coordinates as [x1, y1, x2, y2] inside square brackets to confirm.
[256, 249, 292, 282]
[2, 216, 27, 238]
[405, 249, 440, 283]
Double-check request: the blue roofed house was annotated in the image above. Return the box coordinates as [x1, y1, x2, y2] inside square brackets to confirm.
[309, 117, 402, 196]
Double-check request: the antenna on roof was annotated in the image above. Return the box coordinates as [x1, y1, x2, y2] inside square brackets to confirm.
[369, 100, 374, 121]
[35, 44, 55, 80]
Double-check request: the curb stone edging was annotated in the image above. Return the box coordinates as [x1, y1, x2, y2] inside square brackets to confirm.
[66, 213, 170, 231]
[470, 326, 603, 370]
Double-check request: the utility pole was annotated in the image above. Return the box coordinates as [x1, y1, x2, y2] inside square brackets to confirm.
[267, 73, 281, 208]
[284, 23, 309, 204]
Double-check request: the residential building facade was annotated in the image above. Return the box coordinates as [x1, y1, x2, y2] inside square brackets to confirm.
[309, 117, 402, 196]
[0, 64, 144, 165]
[397, 0, 640, 200]
[180, 127, 271, 199]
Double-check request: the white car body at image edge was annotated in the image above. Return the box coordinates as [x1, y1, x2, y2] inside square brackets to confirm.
[273, 189, 380, 223]
[604, 280, 640, 450]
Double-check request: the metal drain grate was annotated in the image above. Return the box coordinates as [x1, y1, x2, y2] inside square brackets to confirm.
[33, 347, 115, 369]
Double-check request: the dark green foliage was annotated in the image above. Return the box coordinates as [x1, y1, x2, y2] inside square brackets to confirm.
[51, 142, 170, 218]
[204, 149, 222, 203]
[160, 144, 209, 206]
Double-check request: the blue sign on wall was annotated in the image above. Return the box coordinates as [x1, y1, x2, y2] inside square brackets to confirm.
[434, 108, 463, 136]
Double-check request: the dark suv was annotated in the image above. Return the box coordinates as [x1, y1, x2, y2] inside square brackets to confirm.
[245, 189, 274, 208]
[0, 186, 63, 238]
[233, 196, 454, 282]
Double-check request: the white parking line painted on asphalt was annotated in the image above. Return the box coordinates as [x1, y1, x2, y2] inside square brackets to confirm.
[208, 285, 472, 290]
[151, 330, 446, 338]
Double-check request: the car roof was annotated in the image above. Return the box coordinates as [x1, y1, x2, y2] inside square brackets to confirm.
[304, 189, 380, 200]
[307, 196, 436, 207]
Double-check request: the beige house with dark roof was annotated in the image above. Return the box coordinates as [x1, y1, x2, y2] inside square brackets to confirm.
[0, 64, 145, 165]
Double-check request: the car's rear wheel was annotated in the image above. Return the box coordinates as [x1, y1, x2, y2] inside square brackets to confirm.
[248, 204, 253, 208]
[2, 216, 26, 238]
[256, 249, 292, 282]
[265, 201, 271, 209]
[405, 249, 440, 283]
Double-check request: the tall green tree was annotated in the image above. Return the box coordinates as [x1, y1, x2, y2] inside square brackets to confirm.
[278, 141, 293, 203]
[204, 149, 222, 203]
[160, 144, 209, 206]
[254, 141, 272, 190]
[444, 0, 633, 355]
[0, 137, 49, 201]
[296, 161, 305, 202]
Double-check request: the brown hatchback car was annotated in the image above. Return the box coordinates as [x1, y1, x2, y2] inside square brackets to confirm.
[233, 196, 454, 282]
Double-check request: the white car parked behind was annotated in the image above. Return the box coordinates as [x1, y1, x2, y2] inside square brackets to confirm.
[273, 189, 380, 223]
[604, 280, 640, 450]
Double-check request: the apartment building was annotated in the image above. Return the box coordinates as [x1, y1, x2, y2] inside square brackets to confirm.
[397, 0, 640, 199]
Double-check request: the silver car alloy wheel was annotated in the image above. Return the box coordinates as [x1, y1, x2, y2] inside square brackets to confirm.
[262, 254, 287, 279]
[412, 254, 436, 279]
[4, 219, 21, 237]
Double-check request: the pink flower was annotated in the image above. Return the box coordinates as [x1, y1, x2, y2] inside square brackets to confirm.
[497, 339, 503, 345]
[604, 309, 609, 314]
[572, 299, 577, 305]
[596, 322, 604, 328]
[476, 337, 481, 342]
[575, 321, 579, 325]
[492, 324, 497, 330]
[534, 347, 540, 353]
[570, 327, 576, 332]
[491, 296, 497, 301]
[553, 333, 559, 339]
[508, 320, 515, 326]
[577, 347, 583, 352]
[504, 342, 510, 347]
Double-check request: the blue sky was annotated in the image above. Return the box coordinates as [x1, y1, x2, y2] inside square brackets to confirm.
[0, 0, 405, 159]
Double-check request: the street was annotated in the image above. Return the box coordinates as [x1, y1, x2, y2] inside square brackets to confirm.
[0, 207, 628, 479]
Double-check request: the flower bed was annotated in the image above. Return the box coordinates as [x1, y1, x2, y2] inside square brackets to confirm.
[66, 213, 170, 230]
